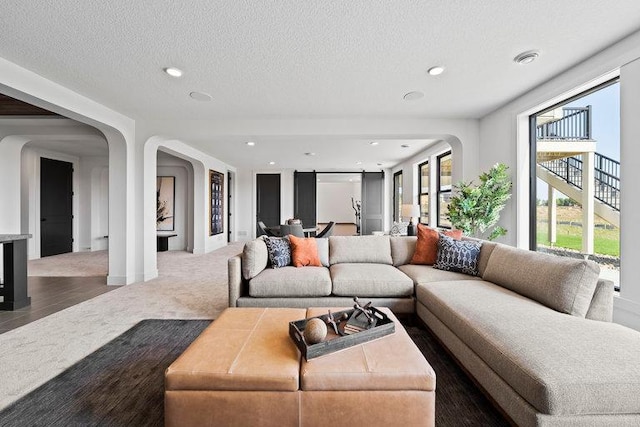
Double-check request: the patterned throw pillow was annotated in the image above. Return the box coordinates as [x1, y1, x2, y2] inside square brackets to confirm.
[264, 236, 292, 268]
[411, 224, 463, 265]
[434, 235, 482, 276]
[390, 221, 409, 236]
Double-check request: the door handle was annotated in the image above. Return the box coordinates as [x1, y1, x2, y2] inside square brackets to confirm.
[41, 218, 46, 222]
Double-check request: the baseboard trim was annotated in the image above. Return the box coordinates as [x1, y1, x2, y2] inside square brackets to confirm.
[106, 275, 128, 286]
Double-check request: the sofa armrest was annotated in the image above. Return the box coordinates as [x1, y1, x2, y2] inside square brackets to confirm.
[585, 278, 615, 322]
[228, 254, 244, 307]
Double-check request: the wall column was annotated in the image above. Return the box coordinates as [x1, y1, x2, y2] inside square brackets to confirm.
[548, 185, 557, 245]
[581, 152, 595, 255]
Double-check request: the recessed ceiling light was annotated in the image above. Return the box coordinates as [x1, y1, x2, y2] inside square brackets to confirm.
[356, 161, 363, 165]
[370, 141, 379, 146]
[246, 141, 255, 146]
[403, 91, 424, 101]
[514, 50, 540, 65]
[427, 66, 445, 76]
[163, 67, 183, 78]
[305, 152, 316, 156]
[190, 91, 212, 101]
[269, 161, 275, 165]
[401, 144, 410, 148]
[348, 179, 353, 182]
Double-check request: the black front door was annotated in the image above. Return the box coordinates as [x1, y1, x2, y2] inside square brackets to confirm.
[40, 158, 73, 257]
[256, 173, 281, 236]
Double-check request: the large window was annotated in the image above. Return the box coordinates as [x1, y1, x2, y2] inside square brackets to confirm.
[393, 171, 403, 222]
[437, 152, 452, 228]
[419, 161, 429, 224]
[531, 79, 620, 289]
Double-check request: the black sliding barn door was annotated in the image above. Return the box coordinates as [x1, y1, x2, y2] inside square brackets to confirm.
[40, 158, 73, 257]
[294, 171, 317, 230]
[361, 171, 384, 235]
[256, 173, 281, 236]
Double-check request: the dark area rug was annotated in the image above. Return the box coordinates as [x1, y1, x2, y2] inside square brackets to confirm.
[0, 319, 508, 427]
[406, 326, 509, 426]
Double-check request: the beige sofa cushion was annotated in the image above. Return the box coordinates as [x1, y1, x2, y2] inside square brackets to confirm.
[482, 244, 599, 317]
[330, 263, 413, 297]
[329, 236, 392, 265]
[249, 267, 331, 297]
[398, 264, 482, 284]
[315, 238, 330, 267]
[586, 278, 615, 322]
[241, 238, 268, 280]
[417, 280, 640, 416]
[390, 236, 417, 266]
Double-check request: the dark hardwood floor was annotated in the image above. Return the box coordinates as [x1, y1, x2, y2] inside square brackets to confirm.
[0, 276, 120, 334]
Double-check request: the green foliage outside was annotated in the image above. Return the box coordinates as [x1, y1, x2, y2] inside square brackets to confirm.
[447, 163, 512, 241]
[536, 198, 579, 207]
[536, 225, 620, 257]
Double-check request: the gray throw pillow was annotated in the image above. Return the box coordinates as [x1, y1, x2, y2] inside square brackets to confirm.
[434, 235, 482, 276]
[264, 236, 291, 268]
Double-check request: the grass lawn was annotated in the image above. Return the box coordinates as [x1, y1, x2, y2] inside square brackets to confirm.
[536, 206, 620, 257]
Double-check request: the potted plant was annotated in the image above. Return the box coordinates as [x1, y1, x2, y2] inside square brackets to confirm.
[447, 163, 512, 240]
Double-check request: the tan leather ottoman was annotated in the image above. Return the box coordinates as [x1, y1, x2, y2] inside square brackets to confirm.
[165, 307, 435, 427]
[301, 307, 435, 427]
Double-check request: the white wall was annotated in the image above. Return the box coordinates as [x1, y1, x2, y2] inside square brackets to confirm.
[317, 182, 361, 223]
[80, 156, 109, 252]
[478, 29, 640, 329]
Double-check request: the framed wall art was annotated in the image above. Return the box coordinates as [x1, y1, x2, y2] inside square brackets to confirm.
[156, 176, 175, 231]
[210, 170, 224, 236]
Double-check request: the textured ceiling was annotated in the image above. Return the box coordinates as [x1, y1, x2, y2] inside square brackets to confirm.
[1, 1, 639, 170]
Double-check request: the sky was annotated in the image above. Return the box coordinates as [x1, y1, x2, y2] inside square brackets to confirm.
[536, 82, 620, 201]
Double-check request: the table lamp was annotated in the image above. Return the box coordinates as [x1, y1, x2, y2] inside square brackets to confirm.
[401, 204, 421, 236]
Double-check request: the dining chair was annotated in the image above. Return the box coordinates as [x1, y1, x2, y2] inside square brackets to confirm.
[316, 221, 335, 238]
[258, 220, 277, 237]
[279, 224, 305, 237]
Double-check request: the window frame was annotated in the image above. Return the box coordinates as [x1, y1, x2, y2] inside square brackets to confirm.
[393, 170, 403, 222]
[437, 151, 452, 229]
[418, 160, 429, 225]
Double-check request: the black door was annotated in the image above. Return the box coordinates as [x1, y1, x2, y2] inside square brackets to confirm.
[294, 171, 317, 230]
[256, 174, 281, 236]
[227, 173, 232, 243]
[40, 158, 73, 257]
[361, 171, 384, 235]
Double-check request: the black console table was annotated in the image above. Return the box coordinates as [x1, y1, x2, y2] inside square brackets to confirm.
[0, 234, 31, 310]
[157, 233, 177, 252]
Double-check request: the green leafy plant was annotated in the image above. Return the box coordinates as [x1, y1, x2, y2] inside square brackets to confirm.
[447, 163, 512, 240]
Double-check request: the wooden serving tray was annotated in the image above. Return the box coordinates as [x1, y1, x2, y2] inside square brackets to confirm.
[289, 307, 395, 361]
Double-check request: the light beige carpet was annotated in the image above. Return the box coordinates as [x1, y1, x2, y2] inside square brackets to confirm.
[0, 243, 243, 410]
[28, 251, 108, 277]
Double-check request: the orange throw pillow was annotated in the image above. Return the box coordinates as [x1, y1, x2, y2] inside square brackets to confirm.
[289, 235, 322, 267]
[410, 224, 462, 265]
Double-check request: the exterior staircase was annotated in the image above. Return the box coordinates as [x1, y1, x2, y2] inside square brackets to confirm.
[535, 105, 620, 255]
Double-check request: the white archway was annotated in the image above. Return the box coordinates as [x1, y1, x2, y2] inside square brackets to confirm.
[0, 58, 136, 285]
[143, 136, 207, 280]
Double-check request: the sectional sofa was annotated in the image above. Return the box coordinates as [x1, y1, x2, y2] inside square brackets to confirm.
[228, 235, 640, 427]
